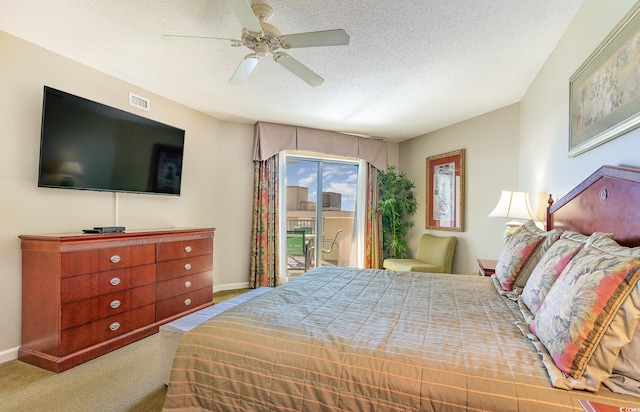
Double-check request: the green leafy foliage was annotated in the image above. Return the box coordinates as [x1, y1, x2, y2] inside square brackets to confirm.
[378, 165, 417, 259]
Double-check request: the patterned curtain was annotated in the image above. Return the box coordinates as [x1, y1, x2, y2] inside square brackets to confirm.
[365, 163, 383, 269]
[249, 154, 280, 287]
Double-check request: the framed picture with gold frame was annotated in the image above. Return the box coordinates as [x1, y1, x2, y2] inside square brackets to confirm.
[426, 149, 465, 231]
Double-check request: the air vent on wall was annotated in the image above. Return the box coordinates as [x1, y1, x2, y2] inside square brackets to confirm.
[129, 92, 150, 111]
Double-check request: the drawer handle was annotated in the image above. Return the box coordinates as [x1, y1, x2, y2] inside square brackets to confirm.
[185, 246, 192, 253]
[110, 277, 121, 286]
[110, 299, 121, 309]
[109, 322, 121, 331]
[184, 281, 192, 288]
[110, 255, 121, 264]
[184, 263, 192, 271]
[184, 298, 192, 306]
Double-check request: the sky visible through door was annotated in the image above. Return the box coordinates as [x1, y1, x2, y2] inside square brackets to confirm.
[286, 161, 358, 212]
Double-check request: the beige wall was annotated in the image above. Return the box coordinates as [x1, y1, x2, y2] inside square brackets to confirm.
[519, 0, 640, 203]
[399, 104, 520, 275]
[397, 0, 640, 275]
[0, 31, 255, 360]
[386, 141, 400, 168]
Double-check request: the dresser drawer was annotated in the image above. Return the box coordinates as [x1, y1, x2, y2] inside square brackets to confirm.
[156, 287, 212, 321]
[61, 284, 156, 330]
[156, 270, 212, 301]
[98, 264, 156, 293]
[60, 304, 155, 356]
[156, 254, 212, 282]
[156, 238, 213, 262]
[61, 244, 155, 278]
[60, 264, 155, 303]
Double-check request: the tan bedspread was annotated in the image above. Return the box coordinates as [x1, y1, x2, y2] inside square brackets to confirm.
[164, 267, 640, 411]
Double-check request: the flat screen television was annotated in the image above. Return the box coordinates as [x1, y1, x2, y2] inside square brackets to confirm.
[38, 86, 185, 195]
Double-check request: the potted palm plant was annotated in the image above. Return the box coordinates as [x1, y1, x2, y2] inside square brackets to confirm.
[379, 165, 417, 259]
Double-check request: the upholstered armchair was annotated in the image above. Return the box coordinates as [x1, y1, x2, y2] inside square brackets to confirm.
[383, 233, 457, 273]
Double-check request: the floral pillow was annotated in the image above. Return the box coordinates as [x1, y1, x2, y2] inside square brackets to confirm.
[530, 237, 640, 390]
[494, 220, 561, 292]
[520, 232, 614, 319]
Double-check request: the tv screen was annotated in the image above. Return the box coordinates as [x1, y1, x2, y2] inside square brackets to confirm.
[38, 86, 185, 195]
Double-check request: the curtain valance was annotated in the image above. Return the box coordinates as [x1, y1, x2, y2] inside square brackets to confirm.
[253, 121, 387, 171]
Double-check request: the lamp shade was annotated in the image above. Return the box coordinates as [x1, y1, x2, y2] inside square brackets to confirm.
[58, 161, 84, 176]
[488, 190, 534, 220]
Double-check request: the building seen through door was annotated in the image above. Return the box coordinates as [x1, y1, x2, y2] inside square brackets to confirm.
[284, 156, 359, 281]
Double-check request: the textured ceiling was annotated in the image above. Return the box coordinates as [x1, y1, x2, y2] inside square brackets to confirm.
[0, 0, 583, 141]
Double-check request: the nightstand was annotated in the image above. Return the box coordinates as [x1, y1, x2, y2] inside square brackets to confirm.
[477, 259, 497, 277]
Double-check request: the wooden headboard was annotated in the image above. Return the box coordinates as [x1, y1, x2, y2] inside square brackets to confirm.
[546, 165, 640, 247]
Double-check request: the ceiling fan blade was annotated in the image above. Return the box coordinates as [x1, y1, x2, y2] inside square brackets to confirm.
[280, 29, 350, 49]
[162, 35, 242, 47]
[229, 54, 261, 85]
[274, 53, 324, 87]
[224, 0, 262, 33]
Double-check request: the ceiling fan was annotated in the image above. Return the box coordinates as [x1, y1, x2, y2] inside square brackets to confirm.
[164, 0, 350, 87]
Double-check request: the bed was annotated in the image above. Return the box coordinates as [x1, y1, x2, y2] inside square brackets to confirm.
[164, 165, 640, 411]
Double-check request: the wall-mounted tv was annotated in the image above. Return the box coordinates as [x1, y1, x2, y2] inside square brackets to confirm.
[38, 86, 185, 195]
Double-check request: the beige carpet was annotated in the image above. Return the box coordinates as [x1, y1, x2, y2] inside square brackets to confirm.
[0, 289, 251, 411]
[213, 288, 251, 302]
[0, 334, 167, 411]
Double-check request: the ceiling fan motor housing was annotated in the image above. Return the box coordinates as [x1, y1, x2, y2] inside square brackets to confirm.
[242, 4, 281, 53]
[242, 23, 281, 53]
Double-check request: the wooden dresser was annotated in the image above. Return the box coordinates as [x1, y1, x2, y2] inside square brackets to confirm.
[19, 227, 215, 372]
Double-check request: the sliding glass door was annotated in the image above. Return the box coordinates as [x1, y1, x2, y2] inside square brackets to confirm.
[282, 154, 361, 281]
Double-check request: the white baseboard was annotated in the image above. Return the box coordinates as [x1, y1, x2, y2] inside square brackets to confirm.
[0, 346, 19, 364]
[213, 282, 250, 293]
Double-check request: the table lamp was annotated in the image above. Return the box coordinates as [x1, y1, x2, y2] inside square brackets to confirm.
[488, 190, 535, 243]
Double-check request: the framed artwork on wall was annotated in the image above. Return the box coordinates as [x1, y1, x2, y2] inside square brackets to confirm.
[569, 3, 640, 157]
[426, 149, 465, 232]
